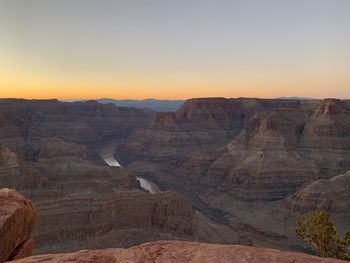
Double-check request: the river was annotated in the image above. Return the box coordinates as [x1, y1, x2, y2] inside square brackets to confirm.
[100, 142, 232, 223]
[101, 143, 161, 194]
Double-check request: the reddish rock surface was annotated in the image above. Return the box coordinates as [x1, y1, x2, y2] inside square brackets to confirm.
[10, 240, 36, 261]
[0, 189, 36, 262]
[12, 240, 346, 263]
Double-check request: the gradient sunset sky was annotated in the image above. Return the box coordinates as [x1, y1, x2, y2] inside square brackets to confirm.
[0, 0, 349, 100]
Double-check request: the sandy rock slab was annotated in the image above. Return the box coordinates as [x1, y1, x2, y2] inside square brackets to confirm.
[0, 189, 36, 262]
[12, 240, 346, 263]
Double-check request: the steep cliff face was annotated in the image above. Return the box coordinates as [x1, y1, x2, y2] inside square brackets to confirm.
[32, 192, 195, 254]
[118, 98, 350, 248]
[120, 98, 350, 201]
[13, 240, 347, 263]
[0, 189, 36, 262]
[118, 98, 251, 162]
[202, 99, 349, 206]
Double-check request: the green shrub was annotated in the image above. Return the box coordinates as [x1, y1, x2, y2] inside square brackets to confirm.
[296, 211, 349, 261]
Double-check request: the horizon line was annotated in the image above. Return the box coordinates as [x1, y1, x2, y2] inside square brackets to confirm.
[2, 96, 350, 102]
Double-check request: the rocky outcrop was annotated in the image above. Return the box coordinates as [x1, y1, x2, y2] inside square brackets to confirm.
[13, 240, 346, 263]
[0, 189, 36, 262]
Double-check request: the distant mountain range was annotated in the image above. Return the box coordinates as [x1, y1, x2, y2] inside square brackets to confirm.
[276, 96, 320, 100]
[63, 98, 184, 112]
[63, 97, 325, 112]
[97, 98, 185, 112]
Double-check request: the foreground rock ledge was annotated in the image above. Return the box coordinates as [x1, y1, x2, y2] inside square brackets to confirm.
[0, 189, 36, 262]
[13, 240, 345, 263]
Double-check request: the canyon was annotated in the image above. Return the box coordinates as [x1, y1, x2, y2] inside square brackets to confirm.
[1, 189, 345, 262]
[0, 97, 349, 261]
[117, 97, 350, 249]
[0, 99, 238, 255]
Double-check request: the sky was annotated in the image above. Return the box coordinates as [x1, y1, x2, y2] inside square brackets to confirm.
[0, 0, 349, 100]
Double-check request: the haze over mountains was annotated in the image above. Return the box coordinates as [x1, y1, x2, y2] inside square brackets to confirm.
[63, 99, 185, 112]
[62, 97, 324, 113]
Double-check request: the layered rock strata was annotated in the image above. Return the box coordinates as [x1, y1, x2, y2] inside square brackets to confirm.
[118, 98, 350, 248]
[0, 99, 239, 254]
[285, 171, 350, 213]
[33, 191, 195, 254]
[0, 99, 177, 254]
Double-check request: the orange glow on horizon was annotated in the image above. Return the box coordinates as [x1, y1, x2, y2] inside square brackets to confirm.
[1, 1, 349, 101]
[1, 56, 349, 100]
[1, 71, 349, 100]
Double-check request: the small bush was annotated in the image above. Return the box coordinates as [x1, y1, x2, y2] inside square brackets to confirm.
[296, 211, 349, 261]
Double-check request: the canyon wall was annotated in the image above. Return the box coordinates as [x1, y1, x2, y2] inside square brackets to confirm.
[1, 98, 349, 253]
[33, 191, 195, 254]
[1, 188, 345, 263]
[118, 98, 350, 248]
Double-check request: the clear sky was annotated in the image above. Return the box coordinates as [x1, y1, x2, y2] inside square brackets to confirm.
[0, 0, 349, 100]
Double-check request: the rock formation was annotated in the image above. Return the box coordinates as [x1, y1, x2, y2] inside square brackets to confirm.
[0, 99, 238, 254]
[0, 189, 36, 262]
[285, 171, 350, 213]
[12, 240, 346, 263]
[118, 98, 350, 249]
[1, 99, 196, 254]
[1, 98, 349, 254]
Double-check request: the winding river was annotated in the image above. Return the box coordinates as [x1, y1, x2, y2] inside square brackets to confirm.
[100, 141, 231, 223]
[101, 143, 161, 194]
